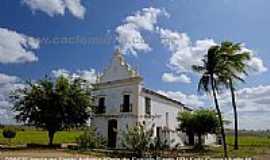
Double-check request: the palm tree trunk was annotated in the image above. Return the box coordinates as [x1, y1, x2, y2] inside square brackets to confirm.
[210, 76, 228, 158]
[229, 78, 238, 150]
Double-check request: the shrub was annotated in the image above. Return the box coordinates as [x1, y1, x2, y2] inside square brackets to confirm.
[76, 127, 106, 149]
[121, 124, 154, 157]
[2, 127, 17, 140]
[150, 137, 175, 150]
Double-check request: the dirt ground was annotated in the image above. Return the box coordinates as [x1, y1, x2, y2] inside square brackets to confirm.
[254, 154, 270, 160]
[0, 149, 270, 160]
[0, 149, 90, 159]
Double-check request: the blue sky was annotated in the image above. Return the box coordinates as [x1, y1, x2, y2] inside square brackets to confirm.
[0, 0, 270, 129]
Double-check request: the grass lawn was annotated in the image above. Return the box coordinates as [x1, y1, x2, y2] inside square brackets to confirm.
[227, 135, 270, 147]
[0, 129, 83, 145]
[204, 135, 270, 158]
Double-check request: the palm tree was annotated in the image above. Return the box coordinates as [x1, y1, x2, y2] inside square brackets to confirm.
[192, 46, 228, 158]
[217, 41, 251, 150]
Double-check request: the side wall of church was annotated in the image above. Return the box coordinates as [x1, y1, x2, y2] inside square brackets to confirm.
[138, 87, 187, 147]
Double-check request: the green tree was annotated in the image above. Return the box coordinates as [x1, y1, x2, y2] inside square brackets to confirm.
[177, 111, 195, 145]
[121, 124, 154, 157]
[217, 41, 251, 150]
[10, 76, 93, 146]
[192, 46, 228, 157]
[193, 109, 219, 146]
[177, 109, 219, 147]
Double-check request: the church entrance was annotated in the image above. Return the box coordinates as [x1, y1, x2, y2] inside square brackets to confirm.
[108, 119, 117, 148]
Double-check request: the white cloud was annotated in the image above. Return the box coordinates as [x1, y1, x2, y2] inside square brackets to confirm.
[0, 27, 39, 64]
[51, 68, 97, 83]
[125, 8, 169, 31]
[116, 24, 152, 55]
[159, 28, 216, 73]
[157, 90, 206, 108]
[23, 0, 86, 19]
[0, 74, 18, 85]
[220, 85, 270, 113]
[247, 56, 268, 74]
[223, 111, 270, 130]
[217, 85, 270, 130]
[23, 0, 65, 17]
[116, 7, 169, 55]
[76, 69, 97, 83]
[0, 73, 24, 124]
[64, 0, 86, 19]
[233, 112, 270, 130]
[158, 28, 267, 81]
[51, 69, 70, 78]
[0, 27, 40, 122]
[162, 72, 191, 83]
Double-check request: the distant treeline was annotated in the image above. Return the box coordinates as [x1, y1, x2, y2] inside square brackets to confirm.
[226, 129, 270, 137]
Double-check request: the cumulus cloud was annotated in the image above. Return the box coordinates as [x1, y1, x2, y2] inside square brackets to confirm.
[64, 0, 86, 19]
[230, 112, 270, 130]
[218, 85, 270, 129]
[157, 90, 206, 108]
[51, 69, 70, 78]
[116, 7, 169, 55]
[158, 28, 267, 81]
[162, 72, 191, 83]
[159, 28, 216, 73]
[0, 27, 39, 64]
[0, 73, 24, 124]
[77, 69, 97, 83]
[220, 85, 270, 112]
[246, 53, 268, 74]
[51, 68, 97, 83]
[248, 57, 268, 73]
[23, 0, 86, 19]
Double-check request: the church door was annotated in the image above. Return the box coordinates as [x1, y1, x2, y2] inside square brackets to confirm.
[108, 119, 117, 148]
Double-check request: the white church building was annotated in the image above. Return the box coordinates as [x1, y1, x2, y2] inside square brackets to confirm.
[91, 49, 216, 148]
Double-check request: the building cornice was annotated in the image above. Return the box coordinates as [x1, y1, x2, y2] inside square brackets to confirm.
[94, 77, 143, 89]
[93, 114, 162, 119]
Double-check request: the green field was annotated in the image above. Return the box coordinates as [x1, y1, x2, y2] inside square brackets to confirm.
[0, 129, 83, 145]
[227, 135, 270, 147]
[205, 135, 270, 157]
[1, 129, 270, 157]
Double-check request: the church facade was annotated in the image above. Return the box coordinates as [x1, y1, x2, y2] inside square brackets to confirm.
[91, 49, 216, 148]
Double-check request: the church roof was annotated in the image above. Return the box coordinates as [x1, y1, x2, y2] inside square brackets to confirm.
[142, 88, 193, 111]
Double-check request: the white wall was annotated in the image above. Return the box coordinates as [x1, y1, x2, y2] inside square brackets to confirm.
[138, 88, 187, 147]
[92, 116, 137, 148]
[92, 80, 141, 148]
[204, 134, 217, 145]
[93, 82, 139, 115]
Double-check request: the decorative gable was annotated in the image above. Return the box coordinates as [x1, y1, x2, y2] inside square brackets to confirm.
[99, 49, 140, 83]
